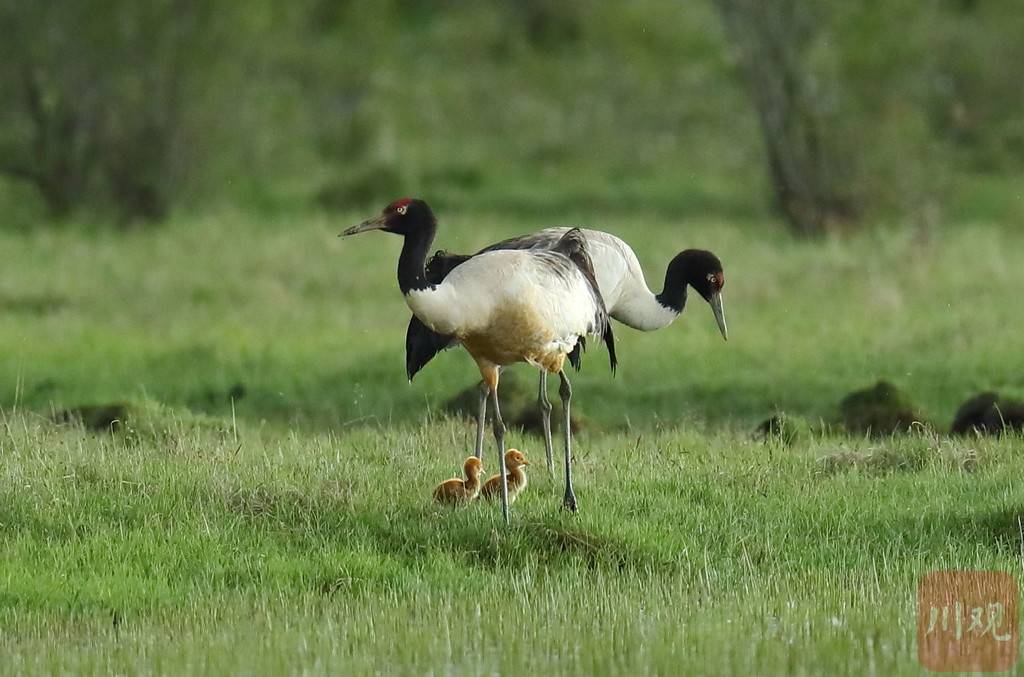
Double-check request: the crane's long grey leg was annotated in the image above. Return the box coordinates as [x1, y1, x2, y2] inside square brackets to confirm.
[474, 380, 488, 460]
[490, 384, 510, 526]
[558, 370, 577, 513]
[538, 371, 555, 475]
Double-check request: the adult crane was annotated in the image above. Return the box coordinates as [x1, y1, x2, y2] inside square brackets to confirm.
[342, 199, 615, 523]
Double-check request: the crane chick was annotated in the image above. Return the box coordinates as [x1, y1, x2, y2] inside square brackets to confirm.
[481, 449, 530, 505]
[433, 456, 485, 505]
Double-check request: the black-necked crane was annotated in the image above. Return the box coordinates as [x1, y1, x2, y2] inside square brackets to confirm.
[406, 228, 728, 472]
[342, 199, 614, 523]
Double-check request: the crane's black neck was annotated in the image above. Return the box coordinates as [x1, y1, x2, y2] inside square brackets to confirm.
[655, 261, 688, 314]
[397, 218, 438, 294]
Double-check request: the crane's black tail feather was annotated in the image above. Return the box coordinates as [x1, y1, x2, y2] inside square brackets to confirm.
[568, 337, 585, 371]
[406, 315, 458, 381]
[603, 323, 617, 375]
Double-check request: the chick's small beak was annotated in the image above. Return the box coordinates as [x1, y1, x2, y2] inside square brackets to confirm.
[709, 291, 728, 341]
[340, 214, 387, 237]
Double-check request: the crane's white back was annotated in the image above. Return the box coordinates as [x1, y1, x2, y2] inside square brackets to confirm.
[405, 249, 603, 364]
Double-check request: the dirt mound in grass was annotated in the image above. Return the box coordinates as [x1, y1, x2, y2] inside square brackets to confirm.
[53, 403, 131, 432]
[752, 413, 811, 445]
[951, 392, 1024, 436]
[52, 400, 228, 441]
[817, 449, 927, 475]
[838, 380, 924, 436]
[443, 371, 586, 434]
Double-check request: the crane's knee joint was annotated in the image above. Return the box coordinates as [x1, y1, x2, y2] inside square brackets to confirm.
[559, 377, 572, 400]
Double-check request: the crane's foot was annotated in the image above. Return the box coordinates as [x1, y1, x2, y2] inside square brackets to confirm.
[562, 491, 578, 513]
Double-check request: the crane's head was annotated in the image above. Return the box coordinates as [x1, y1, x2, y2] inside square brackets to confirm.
[342, 198, 435, 237]
[463, 456, 484, 478]
[505, 449, 529, 470]
[663, 249, 728, 340]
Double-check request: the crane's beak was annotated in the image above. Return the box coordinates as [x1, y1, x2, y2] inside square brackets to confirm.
[709, 291, 728, 341]
[340, 214, 387, 237]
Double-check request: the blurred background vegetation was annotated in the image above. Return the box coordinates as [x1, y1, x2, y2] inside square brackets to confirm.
[5, 4, 1024, 669]
[1, 0, 1022, 233]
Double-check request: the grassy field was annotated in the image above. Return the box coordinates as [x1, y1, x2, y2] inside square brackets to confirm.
[2, 208, 1024, 674]
[4, 207, 1024, 427]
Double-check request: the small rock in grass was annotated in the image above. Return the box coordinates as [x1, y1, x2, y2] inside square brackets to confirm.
[951, 392, 1024, 436]
[839, 380, 923, 436]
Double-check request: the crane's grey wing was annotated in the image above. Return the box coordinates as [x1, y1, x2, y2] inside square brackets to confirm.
[478, 228, 573, 254]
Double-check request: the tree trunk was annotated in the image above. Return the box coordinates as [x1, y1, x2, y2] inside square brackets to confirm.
[715, 0, 857, 235]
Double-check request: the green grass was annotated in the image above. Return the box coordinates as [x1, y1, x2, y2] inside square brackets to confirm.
[3, 209, 1024, 429]
[2, 210, 1024, 673]
[2, 414, 1022, 674]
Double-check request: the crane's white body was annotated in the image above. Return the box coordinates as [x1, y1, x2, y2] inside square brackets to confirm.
[406, 249, 604, 372]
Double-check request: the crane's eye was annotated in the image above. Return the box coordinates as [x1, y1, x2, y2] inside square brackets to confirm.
[396, 205, 408, 215]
